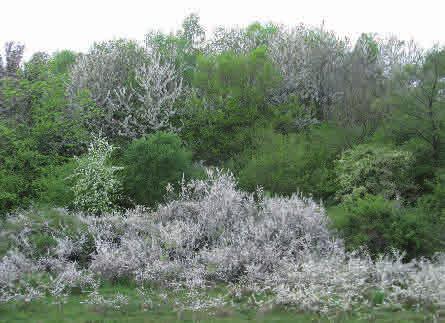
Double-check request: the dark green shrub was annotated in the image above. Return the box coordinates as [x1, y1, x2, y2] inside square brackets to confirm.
[35, 161, 76, 208]
[417, 170, 445, 247]
[330, 195, 441, 259]
[181, 103, 260, 165]
[237, 124, 348, 202]
[122, 132, 195, 207]
[400, 138, 438, 196]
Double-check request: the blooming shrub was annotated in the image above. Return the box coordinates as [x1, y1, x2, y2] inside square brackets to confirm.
[1, 170, 444, 314]
[0, 250, 36, 303]
[71, 135, 122, 214]
[335, 144, 414, 201]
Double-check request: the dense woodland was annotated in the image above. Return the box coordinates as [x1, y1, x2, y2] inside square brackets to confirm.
[0, 14, 444, 319]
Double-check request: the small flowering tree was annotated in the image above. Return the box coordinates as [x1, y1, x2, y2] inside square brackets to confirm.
[69, 40, 183, 139]
[269, 25, 348, 119]
[71, 135, 122, 214]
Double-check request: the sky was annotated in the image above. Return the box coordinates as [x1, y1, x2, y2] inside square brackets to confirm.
[1, 0, 444, 58]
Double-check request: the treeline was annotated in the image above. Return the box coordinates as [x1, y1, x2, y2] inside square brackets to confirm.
[0, 14, 444, 260]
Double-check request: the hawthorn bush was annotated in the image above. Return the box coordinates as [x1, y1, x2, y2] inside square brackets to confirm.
[71, 135, 122, 214]
[335, 144, 415, 202]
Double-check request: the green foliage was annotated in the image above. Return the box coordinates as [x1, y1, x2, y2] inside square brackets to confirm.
[122, 132, 194, 207]
[245, 22, 278, 48]
[237, 124, 348, 202]
[71, 135, 122, 214]
[182, 103, 260, 165]
[354, 33, 379, 63]
[34, 161, 76, 208]
[49, 50, 77, 75]
[182, 47, 280, 164]
[418, 170, 445, 218]
[401, 138, 436, 186]
[335, 144, 415, 202]
[23, 52, 50, 81]
[192, 47, 280, 111]
[0, 49, 89, 216]
[330, 195, 441, 259]
[384, 47, 445, 165]
[270, 101, 318, 135]
[0, 167, 26, 217]
[0, 124, 49, 216]
[31, 77, 89, 157]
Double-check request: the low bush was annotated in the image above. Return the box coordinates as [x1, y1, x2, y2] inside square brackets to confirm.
[35, 161, 76, 208]
[330, 194, 441, 259]
[122, 132, 195, 207]
[335, 144, 415, 202]
[181, 102, 260, 165]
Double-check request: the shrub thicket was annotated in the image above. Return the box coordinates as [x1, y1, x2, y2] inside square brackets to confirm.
[1, 172, 444, 313]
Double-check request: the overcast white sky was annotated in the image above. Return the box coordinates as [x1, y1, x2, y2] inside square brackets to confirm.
[1, 0, 444, 58]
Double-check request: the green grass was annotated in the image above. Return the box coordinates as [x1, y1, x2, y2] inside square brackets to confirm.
[0, 285, 440, 322]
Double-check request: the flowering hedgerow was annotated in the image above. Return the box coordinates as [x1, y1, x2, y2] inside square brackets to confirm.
[0, 169, 444, 313]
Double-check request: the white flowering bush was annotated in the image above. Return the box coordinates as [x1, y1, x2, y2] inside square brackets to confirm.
[71, 135, 122, 214]
[1, 170, 444, 314]
[0, 250, 36, 303]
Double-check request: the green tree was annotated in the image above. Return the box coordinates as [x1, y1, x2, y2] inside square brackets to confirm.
[182, 47, 281, 164]
[192, 47, 280, 111]
[0, 48, 88, 215]
[388, 47, 445, 165]
[237, 125, 348, 202]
